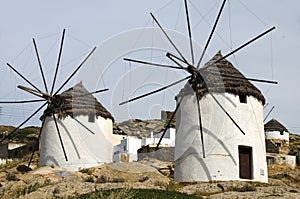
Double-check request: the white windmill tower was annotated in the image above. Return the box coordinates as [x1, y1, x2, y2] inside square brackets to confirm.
[120, 0, 277, 183]
[39, 82, 116, 171]
[174, 51, 268, 182]
[0, 30, 117, 171]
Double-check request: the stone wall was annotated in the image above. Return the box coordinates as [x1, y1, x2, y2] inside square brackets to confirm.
[138, 145, 174, 162]
[266, 153, 296, 169]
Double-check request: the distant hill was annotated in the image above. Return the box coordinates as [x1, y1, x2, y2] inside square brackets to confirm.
[0, 125, 39, 143]
[289, 133, 300, 165]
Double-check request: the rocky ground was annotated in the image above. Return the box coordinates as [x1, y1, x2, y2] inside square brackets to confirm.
[0, 126, 299, 198]
[0, 153, 299, 199]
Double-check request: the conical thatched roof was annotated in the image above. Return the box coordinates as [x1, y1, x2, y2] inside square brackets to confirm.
[41, 82, 114, 122]
[264, 118, 288, 132]
[177, 51, 265, 104]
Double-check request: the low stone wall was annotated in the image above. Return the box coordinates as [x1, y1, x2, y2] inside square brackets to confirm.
[267, 153, 296, 169]
[138, 145, 174, 162]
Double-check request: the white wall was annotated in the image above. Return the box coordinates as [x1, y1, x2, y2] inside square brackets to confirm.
[267, 153, 296, 169]
[40, 115, 114, 171]
[0, 158, 12, 165]
[113, 136, 142, 162]
[265, 131, 289, 142]
[7, 143, 25, 150]
[113, 128, 176, 163]
[142, 128, 176, 147]
[175, 93, 268, 183]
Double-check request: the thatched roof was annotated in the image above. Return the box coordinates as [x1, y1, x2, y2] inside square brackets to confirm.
[41, 82, 114, 122]
[265, 118, 288, 132]
[177, 51, 265, 104]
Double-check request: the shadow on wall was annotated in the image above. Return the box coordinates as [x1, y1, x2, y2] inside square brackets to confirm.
[174, 125, 237, 181]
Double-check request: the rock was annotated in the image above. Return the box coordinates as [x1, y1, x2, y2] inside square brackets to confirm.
[17, 165, 32, 173]
[89, 162, 170, 186]
[0, 143, 299, 199]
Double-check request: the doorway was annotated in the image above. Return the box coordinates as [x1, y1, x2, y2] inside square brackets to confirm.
[239, 146, 252, 179]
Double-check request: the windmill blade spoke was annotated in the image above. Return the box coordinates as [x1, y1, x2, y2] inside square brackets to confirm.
[166, 53, 186, 69]
[51, 29, 66, 95]
[68, 115, 95, 135]
[0, 99, 45, 104]
[119, 75, 191, 106]
[155, 97, 183, 150]
[208, 91, 245, 135]
[263, 103, 269, 110]
[54, 47, 97, 96]
[28, 117, 46, 167]
[18, 85, 45, 98]
[197, 0, 227, 68]
[52, 113, 68, 161]
[0, 102, 47, 143]
[6, 63, 42, 93]
[124, 58, 182, 70]
[33, 38, 48, 93]
[150, 12, 189, 65]
[184, 0, 195, 64]
[264, 105, 275, 122]
[222, 75, 278, 84]
[196, 94, 206, 158]
[166, 52, 187, 65]
[213, 27, 276, 64]
[204, 71, 278, 84]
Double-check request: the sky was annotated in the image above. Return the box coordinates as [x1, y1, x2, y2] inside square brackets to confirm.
[0, 0, 299, 135]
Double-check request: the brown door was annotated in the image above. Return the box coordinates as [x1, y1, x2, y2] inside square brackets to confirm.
[239, 146, 252, 179]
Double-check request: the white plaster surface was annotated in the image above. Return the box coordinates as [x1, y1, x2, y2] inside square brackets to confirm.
[175, 93, 268, 183]
[265, 131, 289, 142]
[113, 128, 176, 163]
[40, 115, 114, 171]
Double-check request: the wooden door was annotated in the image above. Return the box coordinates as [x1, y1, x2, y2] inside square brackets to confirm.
[239, 146, 252, 179]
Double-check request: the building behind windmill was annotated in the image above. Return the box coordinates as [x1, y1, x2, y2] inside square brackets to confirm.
[265, 118, 296, 168]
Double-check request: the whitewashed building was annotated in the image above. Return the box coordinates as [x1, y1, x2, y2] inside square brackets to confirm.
[265, 118, 296, 168]
[39, 82, 122, 171]
[113, 128, 175, 162]
[175, 51, 268, 183]
[265, 118, 289, 143]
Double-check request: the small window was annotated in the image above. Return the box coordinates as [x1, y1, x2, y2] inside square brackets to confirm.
[88, 114, 95, 123]
[267, 157, 274, 164]
[280, 131, 284, 135]
[239, 94, 247, 104]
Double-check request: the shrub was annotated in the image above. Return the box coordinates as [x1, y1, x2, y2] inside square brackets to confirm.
[6, 173, 18, 181]
[138, 176, 148, 182]
[79, 168, 92, 175]
[96, 175, 109, 183]
[84, 176, 94, 183]
[112, 178, 125, 183]
[16, 182, 40, 196]
[72, 188, 201, 199]
[232, 184, 256, 192]
[165, 182, 182, 191]
[13, 129, 36, 138]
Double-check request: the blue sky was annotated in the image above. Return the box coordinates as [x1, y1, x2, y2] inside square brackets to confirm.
[0, 0, 299, 134]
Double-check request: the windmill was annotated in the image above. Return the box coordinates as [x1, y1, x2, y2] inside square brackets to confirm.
[0, 29, 114, 171]
[120, 0, 277, 182]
